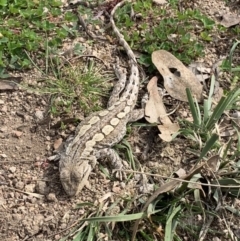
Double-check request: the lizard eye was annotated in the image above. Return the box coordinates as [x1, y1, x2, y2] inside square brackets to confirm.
[60, 170, 69, 180]
[72, 171, 83, 182]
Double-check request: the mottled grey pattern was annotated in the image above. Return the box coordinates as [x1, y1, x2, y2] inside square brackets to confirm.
[59, 0, 144, 196]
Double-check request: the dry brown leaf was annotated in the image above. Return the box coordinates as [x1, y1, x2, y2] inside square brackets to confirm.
[189, 62, 211, 82]
[219, 13, 240, 27]
[145, 76, 179, 142]
[152, 0, 167, 4]
[174, 168, 186, 178]
[206, 155, 220, 172]
[145, 76, 164, 124]
[0, 77, 22, 90]
[158, 123, 179, 142]
[152, 50, 203, 102]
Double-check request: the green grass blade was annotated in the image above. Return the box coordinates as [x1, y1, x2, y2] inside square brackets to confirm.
[205, 88, 240, 130]
[81, 213, 145, 223]
[87, 223, 95, 241]
[196, 134, 219, 163]
[165, 205, 181, 241]
[229, 40, 240, 72]
[186, 88, 201, 126]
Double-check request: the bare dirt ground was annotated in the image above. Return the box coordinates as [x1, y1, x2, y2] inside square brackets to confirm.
[0, 0, 240, 240]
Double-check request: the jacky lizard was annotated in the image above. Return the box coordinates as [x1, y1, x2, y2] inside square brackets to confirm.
[59, 0, 144, 196]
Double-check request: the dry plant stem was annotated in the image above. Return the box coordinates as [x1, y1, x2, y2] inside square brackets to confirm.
[0, 159, 37, 163]
[3, 187, 44, 199]
[118, 169, 240, 189]
[131, 164, 205, 241]
[58, 54, 108, 70]
[77, 13, 107, 41]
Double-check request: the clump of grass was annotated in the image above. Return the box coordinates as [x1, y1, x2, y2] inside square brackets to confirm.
[114, 0, 215, 67]
[0, 0, 78, 70]
[42, 59, 112, 116]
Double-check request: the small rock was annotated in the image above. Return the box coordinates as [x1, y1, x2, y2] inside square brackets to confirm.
[0, 153, 7, 158]
[1, 105, 7, 113]
[12, 130, 23, 138]
[35, 110, 44, 120]
[24, 115, 31, 121]
[15, 146, 21, 151]
[55, 235, 61, 240]
[9, 166, 16, 173]
[45, 215, 54, 222]
[28, 197, 37, 204]
[54, 138, 62, 150]
[25, 184, 36, 193]
[12, 214, 22, 221]
[15, 181, 24, 190]
[41, 99, 47, 106]
[0, 99, 4, 104]
[47, 193, 57, 202]
[8, 192, 15, 198]
[36, 181, 49, 195]
[45, 136, 51, 141]
[0, 197, 6, 205]
[0, 126, 7, 132]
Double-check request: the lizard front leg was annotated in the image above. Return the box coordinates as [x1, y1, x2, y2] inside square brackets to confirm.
[95, 148, 127, 180]
[128, 109, 145, 122]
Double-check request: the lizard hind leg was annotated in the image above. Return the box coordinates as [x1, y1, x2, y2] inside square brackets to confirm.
[128, 109, 144, 122]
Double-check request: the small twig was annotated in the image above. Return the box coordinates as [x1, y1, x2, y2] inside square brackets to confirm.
[58, 54, 108, 70]
[76, 12, 106, 41]
[0, 159, 36, 163]
[70, 55, 108, 68]
[117, 169, 240, 189]
[3, 186, 44, 199]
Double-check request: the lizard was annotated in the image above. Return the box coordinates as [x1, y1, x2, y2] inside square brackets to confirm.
[59, 0, 145, 197]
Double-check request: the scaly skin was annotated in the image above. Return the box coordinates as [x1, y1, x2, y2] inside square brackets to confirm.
[59, 0, 143, 197]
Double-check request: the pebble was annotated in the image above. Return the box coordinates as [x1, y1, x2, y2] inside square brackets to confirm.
[12, 130, 23, 138]
[47, 193, 57, 202]
[36, 181, 49, 195]
[54, 138, 62, 150]
[9, 166, 16, 173]
[15, 181, 24, 190]
[0, 197, 6, 205]
[8, 192, 15, 198]
[1, 105, 7, 113]
[12, 214, 22, 221]
[25, 184, 36, 193]
[35, 110, 44, 120]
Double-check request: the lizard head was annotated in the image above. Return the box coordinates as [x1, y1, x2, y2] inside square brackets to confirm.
[60, 161, 92, 197]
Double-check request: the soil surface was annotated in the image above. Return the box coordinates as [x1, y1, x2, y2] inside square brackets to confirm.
[0, 0, 240, 240]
